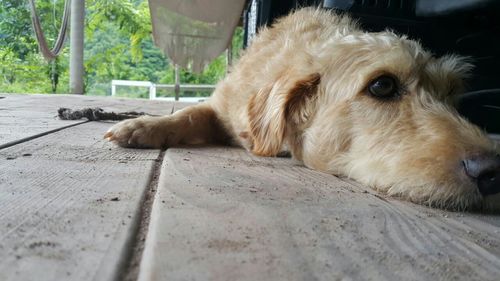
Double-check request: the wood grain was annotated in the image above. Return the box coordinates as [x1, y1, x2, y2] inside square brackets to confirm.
[0, 121, 160, 281]
[0, 94, 174, 146]
[0, 94, 177, 281]
[139, 146, 500, 281]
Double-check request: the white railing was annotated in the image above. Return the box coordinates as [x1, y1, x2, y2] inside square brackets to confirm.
[111, 80, 215, 102]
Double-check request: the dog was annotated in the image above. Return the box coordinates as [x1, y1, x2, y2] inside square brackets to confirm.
[105, 8, 500, 211]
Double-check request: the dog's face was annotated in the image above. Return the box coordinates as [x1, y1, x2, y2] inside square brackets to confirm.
[248, 31, 499, 210]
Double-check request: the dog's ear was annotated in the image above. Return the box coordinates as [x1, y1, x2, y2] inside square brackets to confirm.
[437, 55, 474, 79]
[427, 55, 474, 99]
[248, 72, 321, 156]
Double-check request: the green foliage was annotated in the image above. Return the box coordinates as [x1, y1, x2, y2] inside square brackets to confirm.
[0, 0, 69, 93]
[86, 0, 152, 62]
[0, 0, 243, 97]
[84, 21, 168, 96]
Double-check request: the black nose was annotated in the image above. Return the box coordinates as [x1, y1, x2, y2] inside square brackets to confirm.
[463, 154, 500, 196]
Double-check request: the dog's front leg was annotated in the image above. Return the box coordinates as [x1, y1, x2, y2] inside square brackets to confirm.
[105, 103, 228, 149]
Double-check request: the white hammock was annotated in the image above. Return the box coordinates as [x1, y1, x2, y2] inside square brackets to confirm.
[148, 0, 246, 72]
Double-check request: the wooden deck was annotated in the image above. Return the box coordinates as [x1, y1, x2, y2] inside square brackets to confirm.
[1, 94, 500, 281]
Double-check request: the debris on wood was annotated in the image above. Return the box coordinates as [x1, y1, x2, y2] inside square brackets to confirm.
[58, 107, 149, 121]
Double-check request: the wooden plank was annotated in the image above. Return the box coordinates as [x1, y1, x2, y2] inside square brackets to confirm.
[139, 146, 500, 281]
[0, 94, 174, 147]
[0, 121, 160, 281]
[172, 101, 197, 112]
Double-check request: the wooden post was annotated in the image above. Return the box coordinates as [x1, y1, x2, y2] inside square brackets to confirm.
[70, 0, 84, 95]
[174, 64, 180, 101]
[149, 83, 157, 100]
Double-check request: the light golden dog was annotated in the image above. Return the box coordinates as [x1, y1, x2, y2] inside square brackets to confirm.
[105, 8, 500, 211]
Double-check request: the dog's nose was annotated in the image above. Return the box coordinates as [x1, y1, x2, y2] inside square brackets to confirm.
[463, 154, 500, 196]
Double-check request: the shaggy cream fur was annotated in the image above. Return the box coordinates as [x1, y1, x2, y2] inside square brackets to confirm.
[105, 8, 499, 211]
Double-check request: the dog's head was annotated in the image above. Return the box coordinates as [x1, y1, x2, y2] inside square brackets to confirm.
[247, 31, 499, 211]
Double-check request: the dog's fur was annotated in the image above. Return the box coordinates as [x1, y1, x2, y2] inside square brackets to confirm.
[105, 8, 499, 210]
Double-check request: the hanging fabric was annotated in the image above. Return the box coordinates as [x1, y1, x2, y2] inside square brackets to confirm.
[148, 0, 246, 72]
[28, 0, 71, 60]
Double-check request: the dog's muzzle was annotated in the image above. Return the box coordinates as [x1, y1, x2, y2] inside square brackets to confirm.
[463, 153, 500, 196]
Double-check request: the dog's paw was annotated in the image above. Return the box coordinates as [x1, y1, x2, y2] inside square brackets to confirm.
[104, 116, 167, 148]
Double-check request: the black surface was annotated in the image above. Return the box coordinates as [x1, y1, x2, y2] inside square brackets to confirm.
[416, 0, 500, 16]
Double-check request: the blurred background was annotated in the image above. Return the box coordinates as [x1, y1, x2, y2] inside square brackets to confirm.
[0, 0, 243, 98]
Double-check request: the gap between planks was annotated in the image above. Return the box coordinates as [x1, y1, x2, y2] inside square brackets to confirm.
[0, 121, 89, 150]
[118, 150, 166, 281]
[0, 95, 178, 280]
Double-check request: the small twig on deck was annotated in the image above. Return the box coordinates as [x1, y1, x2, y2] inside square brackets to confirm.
[58, 107, 151, 121]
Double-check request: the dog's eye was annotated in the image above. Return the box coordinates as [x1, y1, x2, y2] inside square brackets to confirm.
[368, 75, 399, 99]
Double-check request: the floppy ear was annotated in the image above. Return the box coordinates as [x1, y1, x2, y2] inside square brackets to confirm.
[248, 72, 321, 156]
[428, 55, 474, 99]
[437, 55, 474, 78]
